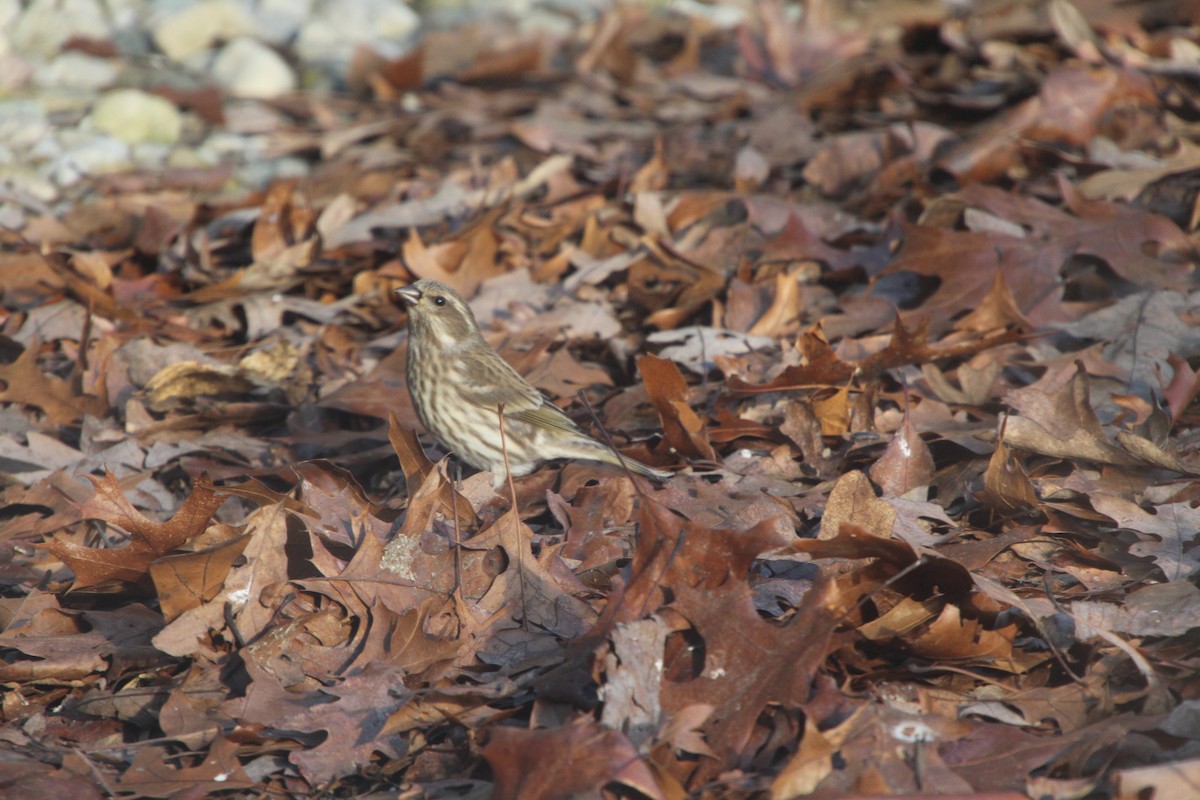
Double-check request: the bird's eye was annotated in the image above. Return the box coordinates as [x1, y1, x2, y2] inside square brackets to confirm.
[433, 296, 447, 307]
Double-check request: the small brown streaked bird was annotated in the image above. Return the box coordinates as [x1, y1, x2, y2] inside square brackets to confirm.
[395, 279, 671, 489]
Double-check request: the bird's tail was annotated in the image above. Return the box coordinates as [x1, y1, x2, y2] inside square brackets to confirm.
[563, 440, 672, 481]
[624, 458, 673, 481]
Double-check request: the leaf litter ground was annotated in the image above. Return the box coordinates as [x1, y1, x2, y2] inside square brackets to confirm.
[4, 1, 1200, 798]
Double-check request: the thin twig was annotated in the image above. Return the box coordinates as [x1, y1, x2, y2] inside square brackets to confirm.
[573, 394, 681, 619]
[577, 390, 650, 497]
[1037, 569, 1089, 685]
[831, 556, 928, 628]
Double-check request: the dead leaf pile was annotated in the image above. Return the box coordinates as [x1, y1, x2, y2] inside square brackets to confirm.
[4, 1, 1200, 797]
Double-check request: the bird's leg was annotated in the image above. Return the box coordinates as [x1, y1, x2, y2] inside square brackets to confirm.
[495, 401, 530, 631]
[448, 460, 463, 599]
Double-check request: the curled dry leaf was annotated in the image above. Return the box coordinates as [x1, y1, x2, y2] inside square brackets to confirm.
[637, 353, 716, 462]
[51, 473, 225, 590]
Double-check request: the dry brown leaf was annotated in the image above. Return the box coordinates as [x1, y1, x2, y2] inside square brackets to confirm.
[980, 437, 1041, 516]
[637, 353, 716, 462]
[149, 533, 250, 622]
[0, 338, 106, 425]
[820, 471, 896, 540]
[484, 720, 663, 800]
[51, 474, 225, 589]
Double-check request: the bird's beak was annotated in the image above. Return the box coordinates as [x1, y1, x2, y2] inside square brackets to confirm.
[395, 285, 421, 306]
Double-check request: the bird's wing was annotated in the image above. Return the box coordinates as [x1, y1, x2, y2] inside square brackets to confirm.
[457, 352, 546, 413]
[456, 351, 585, 434]
[508, 403, 585, 435]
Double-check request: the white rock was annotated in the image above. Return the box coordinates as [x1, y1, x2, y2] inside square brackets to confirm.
[236, 155, 310, 189]
[0, 0, 20, 56]
[256, 0, 314, 45]
[34, 51, 121, 91]
[10, 0, 111, 58]
[4, 170, 59, 203]
[211, 37, 296, 99]
[104, 0, 144, 30]
[165, 145, 218, 169]
[51, 135, 132, 185]
[28, 130, 64, 162]
[0, 203, 25, 231]
[202, 130, 269, 160]
[132, 141, 174, 168]
[0, 99, 50, 150]
[295, 0, 419, 67]
[0, 52, 34, 92]
[665, 0, 746, 29]
[90, 89, 183, 144]
[6, 170, 59, 203]
[152, 0, 255, 62]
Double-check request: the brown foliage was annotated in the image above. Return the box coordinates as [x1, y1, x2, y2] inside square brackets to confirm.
[5, 2, 1200, 797]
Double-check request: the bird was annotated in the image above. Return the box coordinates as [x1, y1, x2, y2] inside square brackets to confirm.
[395, 279, 671, 490]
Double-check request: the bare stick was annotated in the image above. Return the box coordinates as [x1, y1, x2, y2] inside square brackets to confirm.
[577, 390, 649, 495]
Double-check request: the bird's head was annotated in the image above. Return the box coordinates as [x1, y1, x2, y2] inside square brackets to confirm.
[395, 279, 483, 349]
